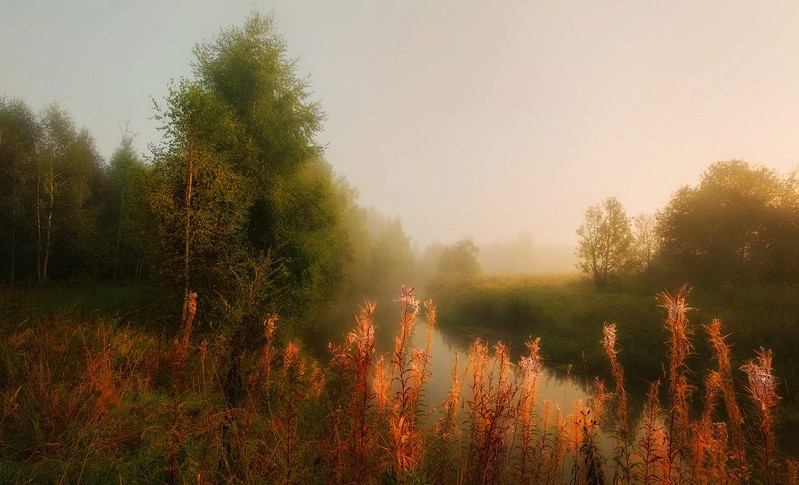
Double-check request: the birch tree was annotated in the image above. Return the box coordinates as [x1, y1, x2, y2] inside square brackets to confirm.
[576, 197, 633, 289]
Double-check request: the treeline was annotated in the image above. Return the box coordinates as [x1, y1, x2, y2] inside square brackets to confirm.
[477, 233, 575, 274]
[577, 160, 799, 289]
[0, 101, 114, 284]
[0, 14, 416, 330]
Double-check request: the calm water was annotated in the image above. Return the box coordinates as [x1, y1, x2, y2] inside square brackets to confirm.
[314, 299, 799, 474]
[370, 317, 621, 467]
[396, 321, 593, 420]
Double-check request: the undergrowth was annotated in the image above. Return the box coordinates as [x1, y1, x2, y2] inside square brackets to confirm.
[0, 286, 796, 483]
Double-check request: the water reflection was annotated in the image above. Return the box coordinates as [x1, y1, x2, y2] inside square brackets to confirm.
[371, 317, 622, 469]
[401, 321, 593, 417]
[327, 295, 799, 478]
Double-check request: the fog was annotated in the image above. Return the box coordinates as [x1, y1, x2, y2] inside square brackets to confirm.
[3, 0, 799, 248]
[476, 233, 576, 275]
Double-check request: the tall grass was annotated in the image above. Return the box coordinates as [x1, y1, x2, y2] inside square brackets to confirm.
[0, 287, 796, 483]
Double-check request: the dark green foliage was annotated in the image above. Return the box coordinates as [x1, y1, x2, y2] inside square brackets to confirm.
[0, 99, 155, 287]
[0, 13, 415, 344]
[148, 80, 251, 308]
[105, 132, 152, 282]
[146, 12, 374, 329]
[0, 97, 39, 286]
[657, 160, 799, 286]
[192, 13, 323, 178]
[0, 99, 109, 284]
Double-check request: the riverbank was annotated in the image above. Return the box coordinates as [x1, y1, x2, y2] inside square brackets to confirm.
[2, 285, 796, 483]
[427, 273, 799, 447]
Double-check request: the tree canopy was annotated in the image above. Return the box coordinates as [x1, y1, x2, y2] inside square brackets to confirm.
[0, 99, 107, 284]
[145, 13, 368, 327]
[576, 197, 633, 289]
[0, 14, 416, 336]
[438, 239, 482, 277]
[657, 160, 799, 285]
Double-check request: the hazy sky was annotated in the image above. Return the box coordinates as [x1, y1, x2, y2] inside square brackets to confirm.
[3, 1, 799, 247]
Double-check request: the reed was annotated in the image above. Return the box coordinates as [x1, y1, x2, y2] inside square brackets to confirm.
[704, 319, 748, 482]
[173, 291, 197, 370]
[741, 347, 779, 485]
[428, 352, 463, 482]
[513, 337, 542, 483]
[658, 286, 694, 483]
[387, 286, 422, 476]
[0, 287, 796, 483]
[635, 380, 667, 484]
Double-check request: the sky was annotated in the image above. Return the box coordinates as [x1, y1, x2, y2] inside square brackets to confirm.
[3, 0, 799, 248]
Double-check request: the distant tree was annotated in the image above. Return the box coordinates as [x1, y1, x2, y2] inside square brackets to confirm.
[106, 130, 151, 282]
[438, 239, 481, 277]
[631, 213, 659, 272]
[417, 243, 445, 281]
[1, 100, 107, 284]
[576, 197, 633, 289]
[56, 127, 106, 279]
[361, 209, 415, 294]
[657, 160, 799, 285]
[478, 232, 537, 274]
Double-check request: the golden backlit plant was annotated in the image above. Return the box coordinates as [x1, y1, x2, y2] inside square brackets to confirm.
[1, 286, 797, 484]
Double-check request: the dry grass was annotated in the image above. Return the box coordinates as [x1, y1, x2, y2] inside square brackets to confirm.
[0, 286, 796, 483]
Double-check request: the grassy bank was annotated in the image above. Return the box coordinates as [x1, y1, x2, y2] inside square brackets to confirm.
[428, 274, 799, 398]
[1, 287, 798, 483]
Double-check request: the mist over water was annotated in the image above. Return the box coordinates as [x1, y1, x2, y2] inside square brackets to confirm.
[3, 2, 799, 482]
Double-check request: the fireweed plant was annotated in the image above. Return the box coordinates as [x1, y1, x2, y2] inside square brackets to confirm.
[0, 286, 796, 483]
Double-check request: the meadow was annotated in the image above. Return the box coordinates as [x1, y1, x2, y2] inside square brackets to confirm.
[429, 275, 799, 400]
[1, 283, 797, 483]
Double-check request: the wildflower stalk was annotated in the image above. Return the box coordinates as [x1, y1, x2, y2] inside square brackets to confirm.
[659, 286, 694, 481]
[741, 347, 779, 485]
[601, 322, 633, 484]
[705, 319, 748, 482]
[514, 337, 542, 483]
[388, 287, 421, 475]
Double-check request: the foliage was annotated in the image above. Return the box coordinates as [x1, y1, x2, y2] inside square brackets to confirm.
[0, 100, 108, 284]
[576, 197, 634, 289]
[105, 131, 153, 282]
[0, 97, 39, 286]
[438, 239, 481, 277]
[0, 99, 148, 286]
[146, 12, 366, 328]
[148, 80, 251, 306]
[630, 213, 659, 273]
[360, 208, 416, 295]
[657, 160, 799, 286]
[1, 288, 797, 483]
[428, 274, 799, 404]
[0, 13, 413, 340]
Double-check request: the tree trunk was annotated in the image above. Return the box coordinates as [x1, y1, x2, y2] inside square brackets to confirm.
[36, 176, 43, 284]
[9, 226, 15, 288]
[42, 172, 54, 283]
[113, 193, 124, 283]
[181, 145, 194, 321]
